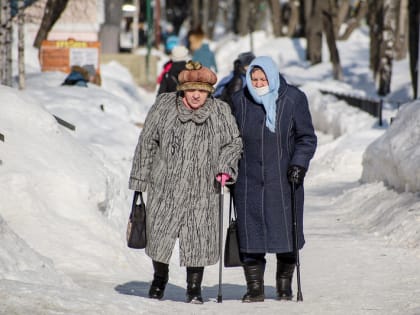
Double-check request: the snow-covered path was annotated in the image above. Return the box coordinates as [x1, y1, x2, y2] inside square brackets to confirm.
[298, 186, 420, 315]
[3, 166, 419, 315]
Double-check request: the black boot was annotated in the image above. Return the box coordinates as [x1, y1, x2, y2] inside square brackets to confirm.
[148, 260, 169, 300]
[186, 267, 204, 304]
[242, 263, 264, 302]
[276, 260, 295, 300]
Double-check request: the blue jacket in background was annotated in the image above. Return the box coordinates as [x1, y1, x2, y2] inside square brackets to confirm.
[192, 43, 218, 73]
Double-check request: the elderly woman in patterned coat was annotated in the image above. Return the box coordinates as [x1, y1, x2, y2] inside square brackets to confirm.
[129, 61, 242, 304]
[231, 56, 317, 302]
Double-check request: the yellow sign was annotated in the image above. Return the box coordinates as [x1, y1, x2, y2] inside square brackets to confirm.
[39, 39, 101, 75]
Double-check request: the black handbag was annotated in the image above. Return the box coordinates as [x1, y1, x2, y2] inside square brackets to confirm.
[126, 191, 147, 249]
[224, 194, 243, 267]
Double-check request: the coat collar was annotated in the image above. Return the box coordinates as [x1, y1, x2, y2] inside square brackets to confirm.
[177, 95, 213, 124]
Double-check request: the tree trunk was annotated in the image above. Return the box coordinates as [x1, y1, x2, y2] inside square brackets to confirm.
[1, 0, 13, 86]
[18, 0, 25, 90]
[154, 0, 161, 48]
[338, 0, 368, 40]
[191, 0, 200, 29]
[321, 0, 343, 80]
[408, 0, 420, 97]
[268, 0, 282, 37]
[368, 0, 382, 74]
[394, 0, 408, 60]
[286, 0, 300, 37]
[378, 0, 398, 96]
[237, 0, 250, 36]
[305, 0, 323, 64]
[336, 0, 350, 36]
[202, 0, 209, 35]
[33, 0, 70, 49]
[99, 0, 123, 53]
[207, 0, 219, 39]
[297, 0, 306, 37]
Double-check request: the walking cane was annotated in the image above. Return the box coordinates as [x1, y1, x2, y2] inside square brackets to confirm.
[291, 181, 303, 301]
[217, 183, 224, 303]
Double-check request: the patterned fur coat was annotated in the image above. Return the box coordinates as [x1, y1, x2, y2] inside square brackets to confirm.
[129, 92, 242, 266]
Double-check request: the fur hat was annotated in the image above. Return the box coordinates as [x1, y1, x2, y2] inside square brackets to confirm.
[171, 45, 189, 62]
[177, 61, 217, 93]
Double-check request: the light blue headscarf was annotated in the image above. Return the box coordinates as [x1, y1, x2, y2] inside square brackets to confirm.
[245, 56, 280, 133]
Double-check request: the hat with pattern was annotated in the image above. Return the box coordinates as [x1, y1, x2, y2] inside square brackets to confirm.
[177, 61, 217, 93]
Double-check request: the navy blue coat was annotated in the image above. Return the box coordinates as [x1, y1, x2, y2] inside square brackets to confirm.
[231, 75, 317, 253]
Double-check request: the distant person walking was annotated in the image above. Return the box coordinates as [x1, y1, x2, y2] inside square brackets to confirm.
[188, 27, 218, 73]
[129, 61, 242, 304]
[214, 51, 255, 109]
[231, 56, 317, 302]
[156, 45, 189, 95]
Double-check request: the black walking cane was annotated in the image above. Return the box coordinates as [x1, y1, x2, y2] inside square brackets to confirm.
[291, 181, 303, 301]
[217, 183, 224, 303]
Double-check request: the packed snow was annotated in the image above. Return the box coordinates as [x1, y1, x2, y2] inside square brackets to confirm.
[0, 27, 419, 314]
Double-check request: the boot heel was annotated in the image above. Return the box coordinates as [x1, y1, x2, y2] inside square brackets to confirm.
[148, 260, 169, 300]
[242, 264, 264, 302]
[276, 260, 295, 300]
[186, 267, 204, 304]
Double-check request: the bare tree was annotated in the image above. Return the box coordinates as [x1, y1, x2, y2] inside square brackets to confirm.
[206, 0, 219, 38]
[305, 0, 323, 64]
[408, 0, 420, 97]
[286, 0, 300, 37]
[367, 0, 381, 74]
[304, 0, 342, 79]
[336, 0, 350, 35]
[368, 0, 398, 96]
[268, 0, 282, 37]
[0, 0, 13, 86]
[338, 0, 368, 40]
[321, 0, 343, 80]
[191, 0, 200, 29]
[18, 0, 25, 89]
[394, 0, 408, 60]
[33, 0, 70, 48]
[237, 0, 251, 36]
[377, 0, 398, 96]
[99, 0, 123, 53]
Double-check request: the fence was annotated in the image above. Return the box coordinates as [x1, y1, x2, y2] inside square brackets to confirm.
[319, 89, 383, 126]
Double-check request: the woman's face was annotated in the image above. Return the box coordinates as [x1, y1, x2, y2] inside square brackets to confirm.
[251, 68, 268, 88]
[184, 89, 209, 109]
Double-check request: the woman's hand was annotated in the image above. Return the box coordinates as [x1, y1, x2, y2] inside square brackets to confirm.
[216, 173, 231, 187]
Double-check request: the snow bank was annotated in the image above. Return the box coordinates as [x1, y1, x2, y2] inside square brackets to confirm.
[332, 182, 420, 251]
[361, 100, 420, 193]
[0, 85, 139, 277]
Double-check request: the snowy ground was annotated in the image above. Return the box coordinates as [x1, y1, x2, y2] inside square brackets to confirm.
[0, 28, 419, 314]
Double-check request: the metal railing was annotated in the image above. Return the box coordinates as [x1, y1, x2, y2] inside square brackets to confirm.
[319, 89, 383, 126]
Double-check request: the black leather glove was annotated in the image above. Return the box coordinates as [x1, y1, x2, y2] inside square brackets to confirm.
[287, 165, 307, 186]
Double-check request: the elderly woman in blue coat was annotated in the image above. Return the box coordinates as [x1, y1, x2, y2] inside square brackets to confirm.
[231, 56, 317, 302]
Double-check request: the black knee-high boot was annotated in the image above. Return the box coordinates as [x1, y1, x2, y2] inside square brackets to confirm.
[148, 260, 169, 300]
[276, 260, 295, 300]
[186, 267, 204, 304]
[242, 263, 265, 302]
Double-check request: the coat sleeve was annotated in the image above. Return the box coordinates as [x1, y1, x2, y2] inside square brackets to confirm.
[216, 100, 243, 184]
[129, 95, 165, 192]
[289, 89, 317, 170]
